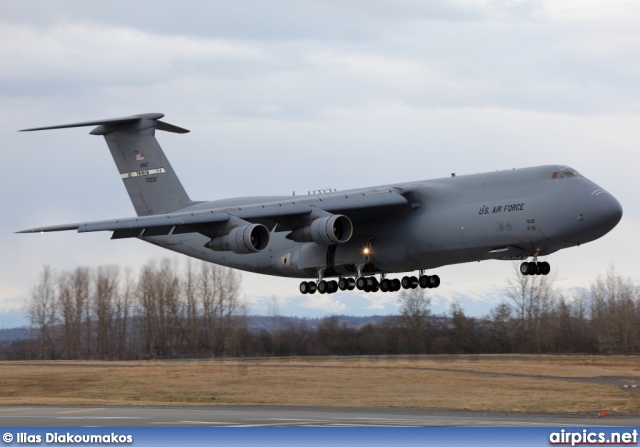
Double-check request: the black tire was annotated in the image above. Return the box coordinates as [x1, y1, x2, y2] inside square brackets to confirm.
[392, 278, 401, 291]
[308, 282, 317, 294]
[542, 261, 551, 275]
[429, 275, 440, 288]
[300, 281, 309, 294]
[328, 280, 338, 293]
[410, 276, 418, 289]
[520, 262, 530, 275]
[419, 276, 429, 289]
[535, 262, 543, 275]
[356, 277, 366, 290]
[338, 278, 348, 291]
[380, 279, 389, 292]
[401, 276, 411, 289]
[318, 280, 328, 294]
[347, 278, 356, 290]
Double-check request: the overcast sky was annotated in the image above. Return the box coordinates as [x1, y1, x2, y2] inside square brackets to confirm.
[1, 0, 638, 326]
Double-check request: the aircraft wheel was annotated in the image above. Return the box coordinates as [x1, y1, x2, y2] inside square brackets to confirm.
[338, 278, 349, 291]
[300, 281, 310, 294]
[520, 262, 531, 275]
[380, 279, 390, 292]
[528, 261, 537, 274]
[401, 276, 411, 289]
[347, 278, 356, 290]
[356, 277, 367, 290]
[535, 262, 543, 275]
[328, 280, 338, 293]
[541, 261, 551, 275]
[392, 278, 401, 291]
[410, 276, 419, 289]
[419, 275, 429, 289]
[318, 280, 328, 294]
[371, 281, 380, 293]
[429, 275, 440, 288]
[363, 283, 372, 293]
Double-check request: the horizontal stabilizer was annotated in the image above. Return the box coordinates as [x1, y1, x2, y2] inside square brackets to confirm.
[19, 113, 189, 134]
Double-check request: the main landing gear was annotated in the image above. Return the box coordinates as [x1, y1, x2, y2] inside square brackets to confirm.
[299, 279, 347, 294]
[519, 261, 550, 276]
[299, 272, 441, 294]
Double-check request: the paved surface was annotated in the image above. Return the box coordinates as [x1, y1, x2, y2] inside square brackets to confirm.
[0, 405, 636, 427]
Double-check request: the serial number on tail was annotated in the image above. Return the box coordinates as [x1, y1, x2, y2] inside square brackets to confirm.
[120, 167, 166, 179]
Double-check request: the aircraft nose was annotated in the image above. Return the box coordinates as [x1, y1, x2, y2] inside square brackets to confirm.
[540, 185, 622, 246]
[596, 191, 623, 231]
[577, 189, 623, 241]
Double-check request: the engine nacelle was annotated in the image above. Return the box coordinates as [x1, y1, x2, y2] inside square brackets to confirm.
[289, 215, 353, 245]
[206, 224, 270, 254]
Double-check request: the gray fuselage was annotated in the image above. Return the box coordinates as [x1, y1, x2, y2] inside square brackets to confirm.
[144, 164, 623, 280]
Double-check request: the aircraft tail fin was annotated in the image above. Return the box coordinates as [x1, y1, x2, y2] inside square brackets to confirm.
[21, 113, 194, 216]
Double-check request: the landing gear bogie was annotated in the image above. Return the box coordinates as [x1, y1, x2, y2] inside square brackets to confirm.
[299, 281, 317, 294]
[520, 261, 551, 276]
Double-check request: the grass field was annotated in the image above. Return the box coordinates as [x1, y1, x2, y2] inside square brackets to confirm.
[1, 355, 639, 413]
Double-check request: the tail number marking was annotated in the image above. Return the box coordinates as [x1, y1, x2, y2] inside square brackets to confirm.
[121, 167, 166, 179]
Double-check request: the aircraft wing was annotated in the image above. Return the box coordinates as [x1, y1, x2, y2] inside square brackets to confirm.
[17, 188, 409, 239]
[17, 211, 232, 239]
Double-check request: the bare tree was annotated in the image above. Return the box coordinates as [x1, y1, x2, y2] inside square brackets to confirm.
[26, 266, 59, 359]
[397, 287, 431, 353]
[198, 263, 241, 356]
[182, 261, 200, 356]
[505, 263, 557, 352]
[93, 266, 119, 359]
[112, 267, 133, 359]
[484, 302, 515, 353]
[268, 296, 280, 356]
[57, 267, 90, 359]
[588, 266, 639, 354]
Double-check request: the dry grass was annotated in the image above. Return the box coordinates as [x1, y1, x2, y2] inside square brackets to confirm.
[1, 355, 639, 413]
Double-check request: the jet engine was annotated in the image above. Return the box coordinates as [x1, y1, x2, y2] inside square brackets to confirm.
[205, 224, 270, 254]
[289, 215, 353, 245]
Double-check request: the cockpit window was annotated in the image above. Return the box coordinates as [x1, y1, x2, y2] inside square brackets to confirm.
[552, 168, 581, 179]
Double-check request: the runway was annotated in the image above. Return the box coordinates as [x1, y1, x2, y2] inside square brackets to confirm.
[0, 405, 636, 427]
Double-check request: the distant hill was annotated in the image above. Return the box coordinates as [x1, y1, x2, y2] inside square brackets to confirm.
[0, 327, 30, 342]
[247, 315, 390, 332]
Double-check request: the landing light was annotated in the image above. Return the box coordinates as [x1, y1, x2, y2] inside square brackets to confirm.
[363, 247, 370, 255]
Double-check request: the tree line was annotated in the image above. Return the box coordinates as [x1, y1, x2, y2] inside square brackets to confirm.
[4, 261, 639, 360]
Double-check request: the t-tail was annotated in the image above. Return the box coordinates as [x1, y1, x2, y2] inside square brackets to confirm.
[20, 113, 194, 216]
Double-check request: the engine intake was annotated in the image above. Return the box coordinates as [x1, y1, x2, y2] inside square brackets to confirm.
[289, 215, 353, 245]
[206, 224, 270, 254]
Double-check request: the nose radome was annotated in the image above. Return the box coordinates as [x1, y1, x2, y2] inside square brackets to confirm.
[586, 191, 623, 235]
[603, 193, 623, 229]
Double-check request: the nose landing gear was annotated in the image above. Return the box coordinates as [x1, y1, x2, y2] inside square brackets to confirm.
[519, 261, 550, 276]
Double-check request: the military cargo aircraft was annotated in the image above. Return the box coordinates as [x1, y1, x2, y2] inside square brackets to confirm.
[18, 113, 623, 294]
